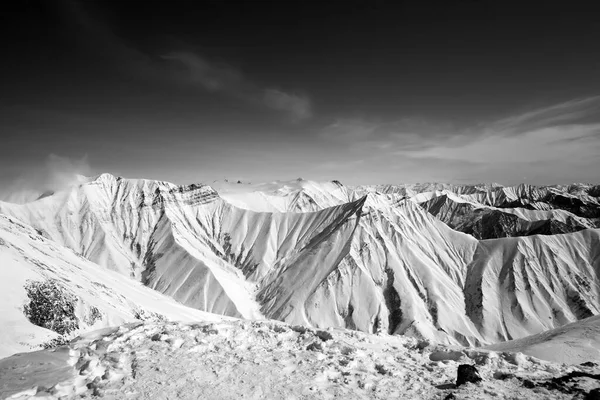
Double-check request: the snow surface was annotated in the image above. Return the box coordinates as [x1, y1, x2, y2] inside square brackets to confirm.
[2, 319, 599, 399]
[485, 315, 600, 364]
[212, 179, 357, 212]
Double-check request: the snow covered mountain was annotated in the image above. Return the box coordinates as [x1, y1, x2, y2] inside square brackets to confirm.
[417, 193, 596, 239]
[1, 174, 599, 350]
[0, 213, 225, 359]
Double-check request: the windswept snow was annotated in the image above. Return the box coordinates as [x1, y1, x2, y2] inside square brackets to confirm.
[213, 178, 357, 213]
[485, 315, 600, 364]
[2, 319, 599, 399]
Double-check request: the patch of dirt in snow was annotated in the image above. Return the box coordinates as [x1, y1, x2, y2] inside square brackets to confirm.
[1, 320, 599, 399]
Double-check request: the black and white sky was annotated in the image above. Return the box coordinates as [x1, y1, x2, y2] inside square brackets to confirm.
[1, 0, 600, 198]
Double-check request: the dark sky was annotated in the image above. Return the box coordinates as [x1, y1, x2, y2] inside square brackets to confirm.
[1, 0, 600, 198]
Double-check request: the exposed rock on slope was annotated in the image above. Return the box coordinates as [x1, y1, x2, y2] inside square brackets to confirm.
[419, 193, 593, 239]
[441, 183, 600, 218]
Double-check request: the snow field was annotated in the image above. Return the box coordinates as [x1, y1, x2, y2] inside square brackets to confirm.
[2, 319, 598, 399]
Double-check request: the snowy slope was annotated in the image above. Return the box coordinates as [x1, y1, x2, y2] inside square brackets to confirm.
[213, 178, 356, 212]
[2, 319, 599, 399]
[485, 315, 600, 364]
[465, 229, 600, 344]
[196, 180, 600, 344]
[0, 213, 224, 359]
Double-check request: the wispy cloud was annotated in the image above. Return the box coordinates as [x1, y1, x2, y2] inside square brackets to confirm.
[317, 158, 366, 171]
[264, 89, 312, 121]
[320, 117, 460, 152]
[161, 52, 245, 93]
[60, 2, 312, 121]
[409, 124, 600, 164]
[405, 97, 600, 162]
[0, 154, 92, 204]
[320, 118, 380, 141]
[401, 98, 600, 184]
[487, 96, 600, 135]
[58, 0, 152, 75]
[162, 52, 312, 120]
[319, 96, 600, 184]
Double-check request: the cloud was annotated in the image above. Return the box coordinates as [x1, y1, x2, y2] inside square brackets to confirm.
[318, 96, 600, 184]
[408, 124, 600, 163]
[163, 52, 312, 120]
[59, 2, 312, 120]
[402, 97, 600, 162]
[324, 96, 600, 149]
[320, 118, 380, 141]
[320, 117, 460, 152]
[58, 0, 153, 75]
[488, 96, 600, 135]
[398, 97, 600, 184]
[161, 52, 245, 93]
[317, 159, 366, 171]
[263, 89, 312, 121]
[0, 154, 92, 204]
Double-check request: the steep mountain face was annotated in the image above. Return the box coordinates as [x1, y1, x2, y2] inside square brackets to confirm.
[451, 183, 600, 218]
[465, 229, 600, 344]
[366, 182, 600, 217]
[418, 193, 594, 239]
[1, 174, 599, 348]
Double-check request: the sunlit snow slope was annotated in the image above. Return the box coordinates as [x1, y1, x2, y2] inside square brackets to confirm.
[0, 214, 225, 358]
[1, 174, 599, 347]
[485, 314, 600, 364]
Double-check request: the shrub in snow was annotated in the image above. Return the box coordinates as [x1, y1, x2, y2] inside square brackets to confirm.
[42, 336, 71, 349]
[23, 279, 79, 335]
[133, 307, 166, 322]
[83, 305, 103, 326]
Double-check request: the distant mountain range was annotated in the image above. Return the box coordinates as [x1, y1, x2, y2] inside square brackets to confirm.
[1, 174, 599, 357]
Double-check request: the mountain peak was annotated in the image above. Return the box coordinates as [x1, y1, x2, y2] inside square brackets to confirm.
[92, 172, 119, 184]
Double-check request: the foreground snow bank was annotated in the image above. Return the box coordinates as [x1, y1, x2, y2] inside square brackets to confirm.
[484, 314, 600, 364]
[1, 320, 598, 399]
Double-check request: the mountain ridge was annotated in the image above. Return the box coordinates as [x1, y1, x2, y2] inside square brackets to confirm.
[0, 173, 598, 349]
